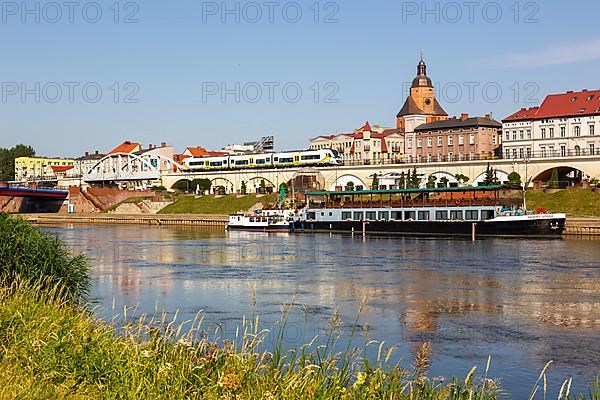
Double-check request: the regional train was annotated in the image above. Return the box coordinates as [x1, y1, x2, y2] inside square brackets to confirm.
[183, 149, 341, 171]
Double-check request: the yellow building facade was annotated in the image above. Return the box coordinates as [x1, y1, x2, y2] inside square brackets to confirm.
[14, 157, 74, 182]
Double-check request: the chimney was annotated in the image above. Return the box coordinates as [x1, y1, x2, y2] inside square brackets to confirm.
[149, 144, 154, 149]
[85, 151, 89, 157]
[161, 142, 167, 147]
[485, 113, 491, 120]
[95, 150, 99, 155]
[582, 89, 588, 92]
[567, 91, 574, 94]
[460, 113, 469, 121]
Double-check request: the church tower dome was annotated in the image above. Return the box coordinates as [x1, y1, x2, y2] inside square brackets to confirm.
[411, 58, 433, 88]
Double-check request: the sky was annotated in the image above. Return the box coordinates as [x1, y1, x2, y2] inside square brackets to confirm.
[1, 0, 599, 157]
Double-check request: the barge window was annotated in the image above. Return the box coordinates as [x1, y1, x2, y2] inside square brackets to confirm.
[391, 211, 402, 220]
[465, 210, 479, 220]
[366, 211, 377, 221]
[481, 210, 495, 220]
[418, 211, 430, 221]
[353, 212, 364, 221]
[378, 211, 389, 220]
[342, 212, 352, 220]
[307, 212, 316, 220]
[436, 210, 448, 221]
[404, 211, 416, 220]
[450, 210, 463, 220]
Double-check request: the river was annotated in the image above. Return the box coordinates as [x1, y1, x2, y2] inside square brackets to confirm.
[45, 223, 600, 398]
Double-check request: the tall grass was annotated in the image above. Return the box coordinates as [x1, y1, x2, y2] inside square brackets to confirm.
[0, 213, 89, 301]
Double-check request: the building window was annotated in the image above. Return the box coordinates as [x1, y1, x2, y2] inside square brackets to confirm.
[437, 137, 442, 147]
[512, 131, 517, 140]
[459, 153, 465, 161]
[549, 127, 554, 138]
[448, 136, 453, 146]
[526, 148, 531, 158]
[575, 146, 581, 156]
[575, 126, 581, 136]
[505, 149, 511, 159]
[427, 138, 433, 147]
[469, 152, 475, 160]
[541, 146, 546, 157]
[519, 130, 524, 140]
[590, 143, 596, 155]
[470, 135, 475, 145]
[519, 148, 524, 159]
[448, 152, 453, 162]
[459, 135, 464, 145]
[427, 154, 432, 162]
[437, 154, 443, 162]
[548, 145, 555, 156]
[417, 138, 422, 148]
[527, 129, 532, 139]
[560, 146, 566, 157]
[493, 135, 497, 145]
[408, 138, 413, 149]
[505, 131, 510, 141]
[590, 125, 595, 136]
[560, 126, 566, 137]
[512, 149, 517, 159]
[541, 128, 546, 139]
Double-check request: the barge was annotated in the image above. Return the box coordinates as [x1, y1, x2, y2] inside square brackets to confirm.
[293, 186, 566, 239]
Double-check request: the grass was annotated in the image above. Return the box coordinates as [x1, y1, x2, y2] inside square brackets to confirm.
[158, 194, 278, 215]
[525, 188, 600, 217]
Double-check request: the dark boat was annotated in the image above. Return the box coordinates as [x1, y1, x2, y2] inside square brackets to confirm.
[292, 186, 566, 239]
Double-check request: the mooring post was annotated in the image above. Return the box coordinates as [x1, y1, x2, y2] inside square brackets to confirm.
[472, 223, 477, 242]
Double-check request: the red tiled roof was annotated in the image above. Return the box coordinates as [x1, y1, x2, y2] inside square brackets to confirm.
[109, 141, 141, 154]
[381, 138, 388, 153]
[186, 147, 228, 158]
[51, 165, 74, 173]
[362, 121, 372, 132]
[504, 89, 600, 121]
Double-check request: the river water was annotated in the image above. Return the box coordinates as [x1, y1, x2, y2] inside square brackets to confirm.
[45, 224, 600, 398]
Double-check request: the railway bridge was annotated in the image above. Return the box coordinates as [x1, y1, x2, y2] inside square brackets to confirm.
[161, 154, 600, 193]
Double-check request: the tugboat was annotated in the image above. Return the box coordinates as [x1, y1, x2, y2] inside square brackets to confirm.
[292, 186, 566, 239]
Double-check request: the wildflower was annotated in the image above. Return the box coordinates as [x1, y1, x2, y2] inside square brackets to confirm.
[220, 373, 242, 391]
[141, 350, 151, 358]
[353, 372, 367, 389]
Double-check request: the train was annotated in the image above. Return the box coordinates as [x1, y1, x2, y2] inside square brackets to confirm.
[182, 149, 341, 171]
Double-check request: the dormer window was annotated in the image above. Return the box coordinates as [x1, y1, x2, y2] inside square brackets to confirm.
[588, 95, 595, 101]
[572, 97, 577, 102]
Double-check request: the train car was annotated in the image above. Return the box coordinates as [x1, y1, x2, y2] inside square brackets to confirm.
[183, 149, 340, 171]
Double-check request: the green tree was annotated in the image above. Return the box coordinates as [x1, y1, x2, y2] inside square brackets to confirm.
[426, 175, 437, 189]
[399, 172, 406, 189]
[507, 172, 522, 186]
[439, 176, 449, 188]
[345, 181, 355, 191]
[408, 168, 420, 189]
[0, 144, 36, 181]
[371, 174, 379, 190]
[547, 168, 560, 189]
[455, 174, 470, 186]
[217, 185, 226, 195]
[259, 179, 266, 194]
[483, 163, 494, 186]
[240, 181, 247, 195]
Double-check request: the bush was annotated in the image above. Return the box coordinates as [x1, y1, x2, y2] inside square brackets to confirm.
[0, 214, 90, 302]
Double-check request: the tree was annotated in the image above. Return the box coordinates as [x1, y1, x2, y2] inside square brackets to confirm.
[507, 172, 522, 187]
[190, 178, 211, 193]
[439, 176, 449, 188]
[0, 144, 36, 181]
[240, 181, 247, 195]
[455, 174, 469, 186]
[408, 167, 420, 189]
[547, 168, 560, 189]
[371, 174, 379, 190]
[345, 181, 355, 191]
[483, 163, 494, 186]
[399, 172, 406, 189]
[426, 175, 437, 188]
[259, 179, 266, 194]
[217, 185, 226, 195]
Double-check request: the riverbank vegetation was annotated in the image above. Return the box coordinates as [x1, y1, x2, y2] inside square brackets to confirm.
[159, 194, 278, 215]
[526, 188, 600, 217]
[1, 213, 600, 399]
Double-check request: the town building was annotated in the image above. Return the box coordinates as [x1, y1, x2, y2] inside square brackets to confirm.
[413, 114, 502, 163]
[14, 156, 75, 182]
[74, 151, 105, 176]
[309, 122, 404, 165]
[502, 89, 600, 159]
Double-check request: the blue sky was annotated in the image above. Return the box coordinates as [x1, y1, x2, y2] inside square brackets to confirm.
[1, 0, 599, 157]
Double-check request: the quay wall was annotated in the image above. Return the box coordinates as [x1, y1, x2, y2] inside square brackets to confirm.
[21, 213, 228, 228]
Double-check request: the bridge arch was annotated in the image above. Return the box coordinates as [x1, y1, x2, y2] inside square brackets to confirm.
[331, 174, 367, 191]
[247, 176, 276, 194]
[472, 169, 510, 186]
[425, 171, 460, 188]
[530, 165, 592, 188]
[211, 177, 235, 194]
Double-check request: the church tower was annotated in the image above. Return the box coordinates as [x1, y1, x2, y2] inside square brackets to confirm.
[396, 57, 448, 130]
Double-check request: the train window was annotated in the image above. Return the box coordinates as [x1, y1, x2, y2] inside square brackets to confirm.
[256, 159, 266, 164]
[279, 158, 293, 163]
[301, 155, 321, 161]
[274, 157, 278, 161]
[209, 162, 223, 167]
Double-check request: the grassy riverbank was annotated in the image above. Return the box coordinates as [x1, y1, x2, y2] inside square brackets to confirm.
[158, 194, 278, 215]
[526, 188, 600, 217]
[2, 214, 600, 399]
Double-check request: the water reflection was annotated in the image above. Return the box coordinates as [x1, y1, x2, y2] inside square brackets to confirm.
[46, 224, 600, 397]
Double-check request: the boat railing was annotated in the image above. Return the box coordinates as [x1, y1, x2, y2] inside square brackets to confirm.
[308, 199, 501, 209]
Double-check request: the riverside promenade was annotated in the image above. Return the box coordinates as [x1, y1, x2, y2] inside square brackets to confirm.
[22, 213, 229, 228]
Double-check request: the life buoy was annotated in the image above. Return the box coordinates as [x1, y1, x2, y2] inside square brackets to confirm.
[455, 199, 462, 205]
